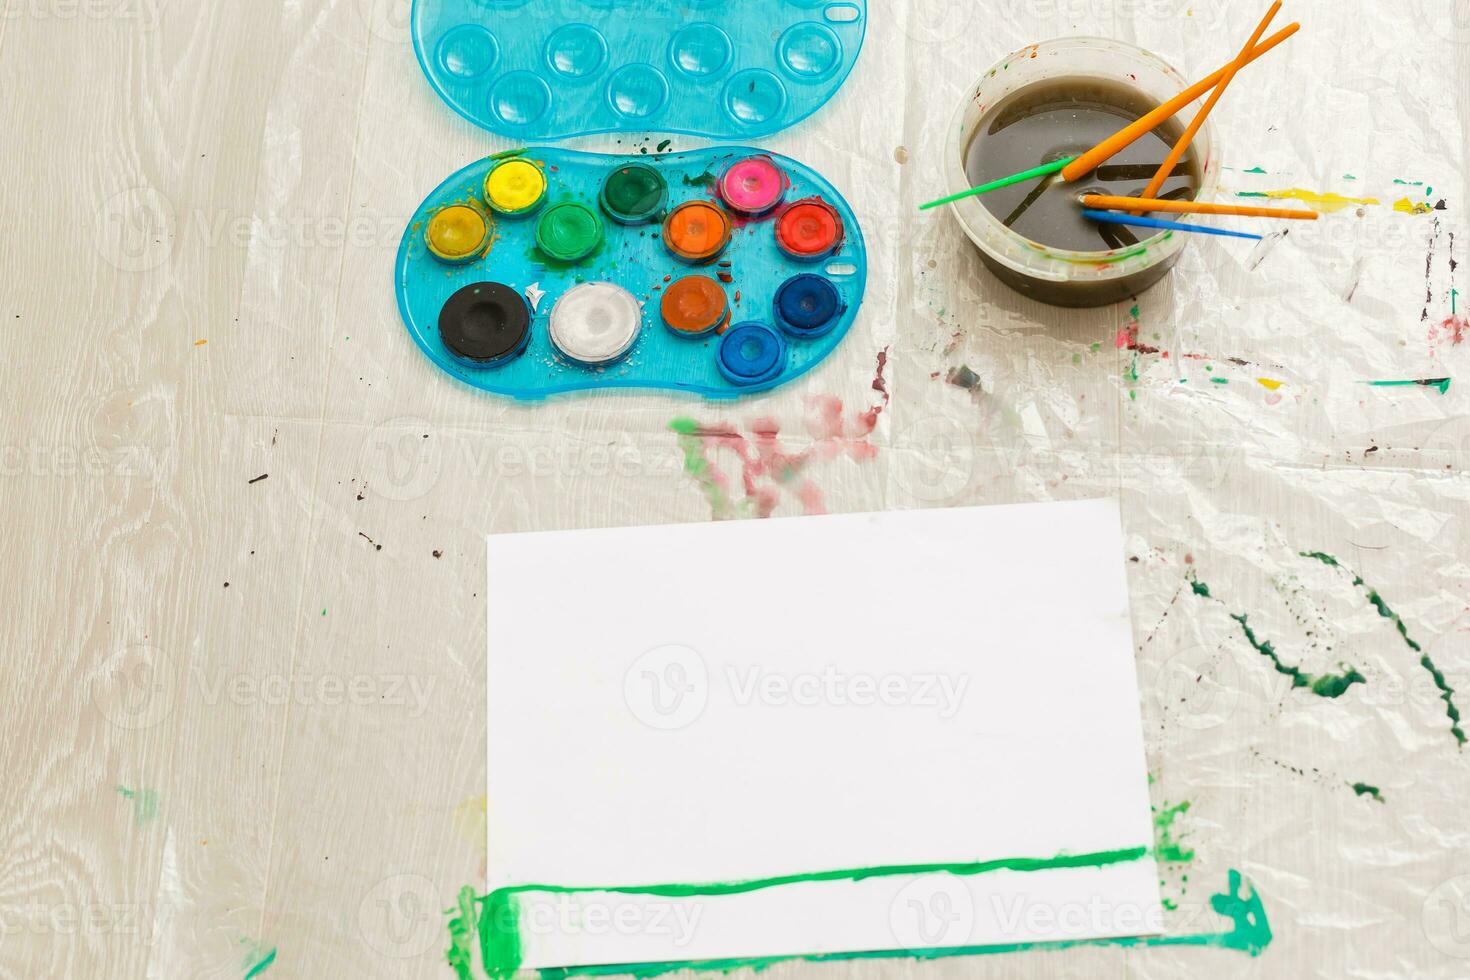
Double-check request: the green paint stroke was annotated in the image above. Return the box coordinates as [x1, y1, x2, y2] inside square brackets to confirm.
[115, 785, 158, 825]
[240, 941, 276, 979]
[1191, 576, 1365, 698]
[1351, 782, 1385, 803]
[453, 860, 1270, 979]
[509, 848, 1147, 902]
[1300, 551, 1465, 746]
[1153, 801, 1195, 863]
[669, 417, 732, 518]
[1365, 378, 1452, 394]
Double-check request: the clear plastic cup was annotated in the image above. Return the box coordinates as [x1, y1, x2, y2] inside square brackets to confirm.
[944, 37, 1222, 308]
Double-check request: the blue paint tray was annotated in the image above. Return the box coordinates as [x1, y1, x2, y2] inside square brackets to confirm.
[410, 0, 867, 140]
[395, 146, 867, 400]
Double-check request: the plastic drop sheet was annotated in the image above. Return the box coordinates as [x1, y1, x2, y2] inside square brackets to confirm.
[9, 0, 1465, 978]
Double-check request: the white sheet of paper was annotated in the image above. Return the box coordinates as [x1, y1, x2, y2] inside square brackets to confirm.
[487, 500, 1162, 970]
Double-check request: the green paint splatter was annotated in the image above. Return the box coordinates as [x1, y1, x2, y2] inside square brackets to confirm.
[1190, 576, 1365, 698]
[115, 785, 158, 825]
[1300, 552, 1465, 746]
[1152, 799, 1194, 912]
[1243, 166, 1268, 174]
[681, 170, 716, 188]
[458, 869, 1270, 978]
[1210, 377, 1230, 385]
[1153, 800, 1195, 863]
[1351, 782, 1385, 803]
[447, 886, 478, 980]
[240, 940, 276, 979]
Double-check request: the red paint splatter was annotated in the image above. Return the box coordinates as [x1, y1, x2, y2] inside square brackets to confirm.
[1432, 315, 1468, 349]
[1115, 304, 1161, 354]
[673, 350, 890, 519]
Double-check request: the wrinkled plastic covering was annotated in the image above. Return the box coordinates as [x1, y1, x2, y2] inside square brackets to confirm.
[3, 0, 1466, 978]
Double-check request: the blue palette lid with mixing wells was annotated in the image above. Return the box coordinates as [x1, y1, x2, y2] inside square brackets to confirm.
[411, 0, 867, 140]
[395, 146, 867, 400]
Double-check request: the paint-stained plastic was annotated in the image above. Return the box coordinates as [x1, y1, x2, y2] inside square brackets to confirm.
[410, 0, 868, 140]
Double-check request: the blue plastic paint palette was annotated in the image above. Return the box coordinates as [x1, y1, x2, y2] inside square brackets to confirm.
[411, 0, 867, 140]
[395, 146, 867, 400]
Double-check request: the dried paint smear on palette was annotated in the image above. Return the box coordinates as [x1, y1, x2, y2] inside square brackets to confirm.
[396, 147, 868, 399]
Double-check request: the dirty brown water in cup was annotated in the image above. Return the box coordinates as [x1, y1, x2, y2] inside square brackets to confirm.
[965, 77, 1201, 253]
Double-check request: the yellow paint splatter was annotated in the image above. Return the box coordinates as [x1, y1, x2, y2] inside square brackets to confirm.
[1392, 197, 1433, 215]
[452, 795, 487, 856]
[194, 339, 208, 346]
[1257, 378, 1284, 391]
[1254, 188, 1380, 213]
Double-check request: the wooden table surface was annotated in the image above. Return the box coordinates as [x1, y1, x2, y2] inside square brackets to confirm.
[2, 0, 1468, 977]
